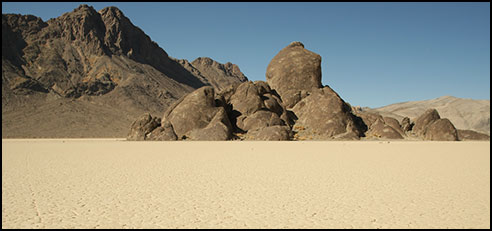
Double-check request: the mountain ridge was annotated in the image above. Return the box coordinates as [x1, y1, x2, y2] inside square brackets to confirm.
[2, 4, 248, 138]
[371, 95, 490, 135]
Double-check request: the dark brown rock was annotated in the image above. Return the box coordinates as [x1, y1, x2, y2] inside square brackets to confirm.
[401, 117, 413, 132]
[424, 118, 459, 141]
[266, 41, 322, 108]
[413, 109, 441, 136]
[127, 113, 160, 141]
[291, 86, 365, 140]
[457, 129, 490, 141]
[244, 125, 292, 141]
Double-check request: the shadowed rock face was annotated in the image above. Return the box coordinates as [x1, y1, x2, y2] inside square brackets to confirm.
[266, 41, 322, 108]
[424, 118, 458, 141]
[401, 117, 413, 132]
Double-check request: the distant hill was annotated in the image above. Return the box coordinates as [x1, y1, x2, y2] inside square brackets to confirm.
[372, 96, 490, 135]
[2, 5, 247, 138]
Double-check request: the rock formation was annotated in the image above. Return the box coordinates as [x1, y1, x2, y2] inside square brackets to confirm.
[266, 41, 322, 108]
[291, 86, 366, 140]
[160, 86, 232, 140]
[413, 109, 441, 136]
[353, 111, 404, 139]
[412, 109, 459, 141]
[127, 113, 161, 141]
[424, 118, 459, 141]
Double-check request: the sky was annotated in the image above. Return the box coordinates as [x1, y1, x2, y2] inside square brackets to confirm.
[2, 2, 490, 108]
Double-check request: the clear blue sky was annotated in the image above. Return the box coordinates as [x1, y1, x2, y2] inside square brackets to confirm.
[3, 2, 490, 108]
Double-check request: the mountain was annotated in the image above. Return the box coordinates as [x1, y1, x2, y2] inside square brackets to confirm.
[371, 96, 490, 135]
[2, 4, 247, 138]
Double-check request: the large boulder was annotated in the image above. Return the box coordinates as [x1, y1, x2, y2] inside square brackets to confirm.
[266, 41, 322, 108]
[161, 86, 232, 140]
[413, 109, 441, 136]
[185, 107, 232, 140]
[291, 86, 365, 140]
[244, 125, 292, 141]
[424, 118, 459, 141]
[127, 113, 160, 141]
[228, 81, 265, 116]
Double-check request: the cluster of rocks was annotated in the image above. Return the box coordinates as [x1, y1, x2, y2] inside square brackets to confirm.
[128, 41, 488, 141]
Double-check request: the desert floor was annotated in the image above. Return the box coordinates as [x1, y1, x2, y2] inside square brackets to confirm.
[2, 139, 490, 229]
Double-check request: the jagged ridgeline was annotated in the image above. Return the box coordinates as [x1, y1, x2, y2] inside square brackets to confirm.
[2, 4, 248, 138]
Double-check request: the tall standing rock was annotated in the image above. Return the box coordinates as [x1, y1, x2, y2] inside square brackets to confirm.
[266, 41, 322, 108]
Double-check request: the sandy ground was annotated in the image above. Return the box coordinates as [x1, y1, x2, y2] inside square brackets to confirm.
[2, 139, 490, 229]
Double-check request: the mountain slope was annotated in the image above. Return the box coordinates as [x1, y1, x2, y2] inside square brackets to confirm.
[373, 96, 490, 135]
[2, 4, 247, 138]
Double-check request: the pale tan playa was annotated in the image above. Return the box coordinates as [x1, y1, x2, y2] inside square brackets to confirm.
[2, 139, 490, 229]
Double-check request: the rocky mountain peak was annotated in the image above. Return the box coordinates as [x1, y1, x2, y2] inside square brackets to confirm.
[192, 57, 216, 66]
[99, 6, 125, 19]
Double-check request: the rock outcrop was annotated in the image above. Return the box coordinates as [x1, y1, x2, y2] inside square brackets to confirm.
[266, 41, 322, 108]
[160, 86, 232, 140]
[354, 111, 403, 139]
[127, 113, 161, 141]
[291, 86, 366, 140]
[413, 109, 441, 136]
[219, 81, 294, 135]
[424, 118, 459, 141]
[412, 109, 460, 141]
